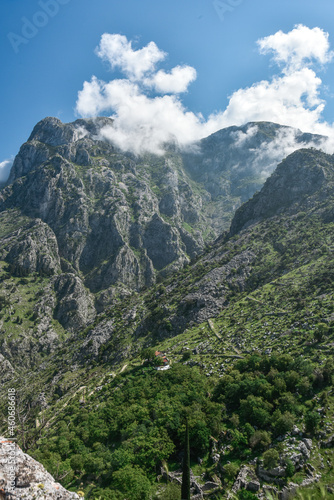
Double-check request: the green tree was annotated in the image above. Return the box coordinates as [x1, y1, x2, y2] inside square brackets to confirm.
[238, 490, 258, 499]
[189, 421, 210, 453]
[224, 462, 240, 480]
[277, 392, 297, 413]
[57, 437, 70, 459]
[272, 410, 295, 436]
[243, 423, 255, 439]
[132, 427, 175, 469]
[161, 482, 181, 500]
[110, 448, 136, 470]
[84, 454, 106, 475]
[263, 449, 279, 469]
[314, 323, 329, 342]
[249, 430, 271, 451]
[70, 454, 85, 473]
[323, 359, 334, 385]
[141, 348, 156, 362]
[112, 465, 151, 500]
[182, 351, 191, 361]
[231, 429, 248, 449]
[88, 487, 123, 499]
[273, 377, 287, 395]
[284, 459, 295, 477]
[181, 419, 191, 500]
[284, 371, 300, 392]
[239, 395, 272, 428]
[305, 411, 321, 434]
[230, 413, 240, 428]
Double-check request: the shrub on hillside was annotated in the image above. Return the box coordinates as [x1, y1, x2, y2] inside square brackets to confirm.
[263, 449, 279, 469]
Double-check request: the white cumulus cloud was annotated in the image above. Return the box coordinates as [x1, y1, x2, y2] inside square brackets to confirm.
[219, 67, 326, 134]
[85, 79, 206, 155]
[76, 76, 109, 117]
[96, 33, 166, 81]
[76, 26, 334, 156]
[147, 65, 197, 94]
[257, 24, 334, 71]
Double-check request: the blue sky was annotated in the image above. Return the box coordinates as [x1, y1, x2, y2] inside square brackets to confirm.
[1, 0, 334, 169]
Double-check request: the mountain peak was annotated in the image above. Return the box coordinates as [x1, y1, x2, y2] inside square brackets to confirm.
[28, 116, 114, 147]
[229, 148, 334, 235]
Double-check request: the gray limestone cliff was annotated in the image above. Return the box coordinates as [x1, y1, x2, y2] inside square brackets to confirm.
[2, 118, 324, 297]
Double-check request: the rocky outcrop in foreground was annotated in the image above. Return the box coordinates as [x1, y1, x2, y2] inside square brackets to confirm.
[0, 438, 81, 499]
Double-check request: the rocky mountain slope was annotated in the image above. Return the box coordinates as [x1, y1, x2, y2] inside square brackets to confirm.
[0, 119, 333, 499]
[0, 118, 324, 372]
[1, 117, 323, 294]
[70, 148, 334, 362]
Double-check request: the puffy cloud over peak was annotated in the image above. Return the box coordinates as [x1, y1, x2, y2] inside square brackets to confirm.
[76, 26, 334, 156]
[257, 24, 334, 71]
[220, 67, 326, 134]
[96, 33, 166, 81]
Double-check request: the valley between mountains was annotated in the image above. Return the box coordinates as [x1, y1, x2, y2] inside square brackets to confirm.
[0, 117, 333, 499]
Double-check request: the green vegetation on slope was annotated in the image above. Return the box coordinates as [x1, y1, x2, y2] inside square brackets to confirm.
[27, 352, 333, 499]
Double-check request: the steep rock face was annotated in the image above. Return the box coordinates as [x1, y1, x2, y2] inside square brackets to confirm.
[175, 249, 256, 326]
[0, 213, 94, 371]
[7, 142, 50, 185]
[230, 149, 334, 235]
[142, 213, 188, 271]
[53, 274, 96, 332]
[1, 118, 206, 296]
[28, 116, 113, 147]
[2, 118, 324, 299]
[0, 438, 80, 499]
[79, 318, 116, 360]
[0, 219, 61, 276]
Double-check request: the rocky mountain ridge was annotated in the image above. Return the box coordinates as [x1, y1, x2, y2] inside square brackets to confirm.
[0, 118, 325, 296]
[230, 148, 334, 235]
[0, 119, 329, 376]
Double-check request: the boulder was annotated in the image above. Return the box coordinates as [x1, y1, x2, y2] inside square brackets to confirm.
[201, 481, 220, 492]
[247, 480, 261, 492]
[298, 441, 311, 459]
[320, 435, 334, 448]
[231, 465, 258, 494]
[302, 438, 313, 451]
